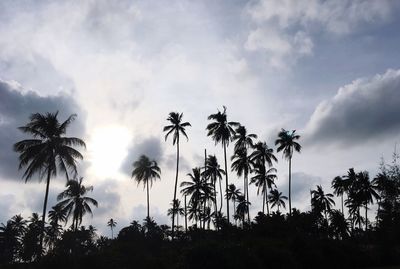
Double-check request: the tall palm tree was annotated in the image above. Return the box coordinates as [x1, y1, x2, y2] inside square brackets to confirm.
[331, 176, 348, 214]
[202, 155, 225, 215]
[163, 112, 191, 235]
[251, 165, 277, 215]
[206, 106, 239, 222]
[107, 218, 117, 239]
[275, 129, 301, 215]
[14, 112, 85, 249]
[357, 171, 380, 230]
[131, 155, 161, 219]
[311, 185, 335, 220]
[268, 189, 287, 213]
[56, 177, 98, 230]
[226, 184, 242, 224]
[250, 141, 277, 168]
[231, 148, 254, 222]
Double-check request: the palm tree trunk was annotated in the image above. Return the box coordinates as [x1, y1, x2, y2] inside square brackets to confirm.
[365, 203, 368, 231]
[40, 169, 51, 253]
[111, 227, 114, 239]
[233, 200, 236, 225]
[341, 194, 344, 215]
[219, 177, 223, 213]
[172, 137, 180, 237]
[266, 189, 270, 215]
[288, 157, 292, 216]
[184, 195, 187, 233]
[246, 175, 250, 223]
[214, 180, 218, 217]
[223, 141, 230, 223]
[146, 180, 150, 219]
[262, 189, 265, 214]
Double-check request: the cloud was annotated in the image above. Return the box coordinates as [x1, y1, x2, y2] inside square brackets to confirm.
[120, 136, 164, 176]
[131, 204, 169, 225]
[244, 0, 397, 68]
[277, 172, 323, 211]
[304, 69, 400, 147]
[92, 179, 121, 217]
[0, 79, 86, 180]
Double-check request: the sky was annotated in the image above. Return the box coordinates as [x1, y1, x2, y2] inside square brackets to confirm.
[1, 0, 400, 237]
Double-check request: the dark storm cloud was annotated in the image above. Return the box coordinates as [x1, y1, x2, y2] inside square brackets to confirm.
[120, 136, 164, 176]
[0, 79, 86, 180]
[304, 69, 400, 147]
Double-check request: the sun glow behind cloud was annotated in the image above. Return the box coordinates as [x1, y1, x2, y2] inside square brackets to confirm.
[88, 126, 131, 179]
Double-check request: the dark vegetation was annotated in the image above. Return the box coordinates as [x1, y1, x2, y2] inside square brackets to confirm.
[1, 109, 400, 268]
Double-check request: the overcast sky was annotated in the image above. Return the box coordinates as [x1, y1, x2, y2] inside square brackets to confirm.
[1, 0, 400, 236]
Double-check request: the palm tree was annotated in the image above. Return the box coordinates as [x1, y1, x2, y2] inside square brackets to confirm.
[131, 155, 161, 219]
[357, 171, 380, 230]
[163, 112, 191, 235]
[311, 185, 335, 220]
[233, 125, 257, 152]
[268, 189, 287, 213]
[56, 177, 98, 230]
[14, 112, 85, 249]
[250, 141, 277, 168]
[250, 164, 277, 215]
[329, 210, 349, 239]
[167, 199, 184, 228]
[275, 129, 301, 215]
[231, 148, 254, 222]
[235, 195, 251, 227]
[226, 184, 242, 224]
[206, 106, 239, 222]
[202, 155, 225, 215]
[331, 176, 348, 214]
[181, 168, 213, 227]
[107, 219, 117, 239]
[48, 204, 67, 226]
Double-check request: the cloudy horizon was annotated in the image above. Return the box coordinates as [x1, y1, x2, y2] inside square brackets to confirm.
[1, 0, 400, 237]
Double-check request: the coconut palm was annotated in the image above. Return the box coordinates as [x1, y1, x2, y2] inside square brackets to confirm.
[231, 148, 254, 222]
[331, 176, 348, 214]
[226, 184, 242, 224]
[131, 155, 161, 219]
[14, 112, 85, 249]
[206, 106, 239, 222]
[107, 219, 117, 239]
[202, 155, 225, 215]
[56, 177, 98, 231]
[235, 195, 251, 226]
[167, 199, 184, 228]
[275, 129, 301, 215]
[250, 141, 277, 168]
[48, 204, 67, 226]
[268, 189, 287, 213]
[233, 125, 257, 152]
[250, 164, 277, 215]
[357, 171, 380, 230]
[311, 185, 335, 220]
[163, 112, 191, 235]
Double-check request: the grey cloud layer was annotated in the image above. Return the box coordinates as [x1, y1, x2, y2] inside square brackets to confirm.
[0, 80, 85, 180]
[304, 69, 400, 147]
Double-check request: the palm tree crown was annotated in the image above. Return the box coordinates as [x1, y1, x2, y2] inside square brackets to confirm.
[56, 177, 98, 230]
[268, 189, 288, 212]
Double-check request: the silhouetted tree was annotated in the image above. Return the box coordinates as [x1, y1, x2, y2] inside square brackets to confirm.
[275, 129, 301, 215]
[311, 185, 335, 221]
[163, 112, 191, 236]
[202, 155, 225, 215]
[107, 218, 117, 239]
[131, 155, 161, 219]
[56, 177, 98, 231]
[251, 164, 277, 215]
[268, 189, 287, 213]
[14, 112, 85, 250]
[206, 106, 239, 222]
